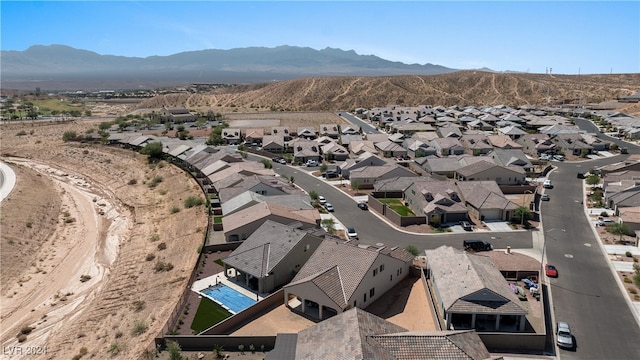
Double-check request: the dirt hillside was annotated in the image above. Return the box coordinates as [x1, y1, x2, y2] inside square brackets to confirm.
[1, 120, 207, 359]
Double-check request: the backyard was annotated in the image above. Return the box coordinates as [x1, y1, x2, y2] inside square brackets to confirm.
[378, 198, 415, 216]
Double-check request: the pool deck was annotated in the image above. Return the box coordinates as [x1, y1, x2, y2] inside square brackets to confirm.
[191, 269, 265, 308]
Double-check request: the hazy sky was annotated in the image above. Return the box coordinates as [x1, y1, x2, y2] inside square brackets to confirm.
[2, 1, 638, 75]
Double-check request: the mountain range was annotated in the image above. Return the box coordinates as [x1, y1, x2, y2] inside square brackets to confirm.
[1, 45, 459, 90]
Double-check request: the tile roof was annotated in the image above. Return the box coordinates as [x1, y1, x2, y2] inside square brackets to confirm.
[222, 201, 319, 232]
[425, 246, 526, 315]
[294, 308, 407, 360]
[457, 181, 517, 210]
[224, 220, 322, 278]
[370, 330, 493, 360]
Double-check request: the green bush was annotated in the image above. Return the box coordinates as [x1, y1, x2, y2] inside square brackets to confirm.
[184, 196, 204, 208]
[147, 176, 163, 188]
[132, 320, 148, 336]
[170, 206, 180, 214]
[626, 251, 633, 257]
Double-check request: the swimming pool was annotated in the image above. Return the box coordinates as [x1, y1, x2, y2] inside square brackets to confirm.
[202, 284, 256, 314]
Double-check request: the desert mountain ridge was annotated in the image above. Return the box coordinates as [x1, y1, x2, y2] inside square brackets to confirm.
[134, 71, 640, 114]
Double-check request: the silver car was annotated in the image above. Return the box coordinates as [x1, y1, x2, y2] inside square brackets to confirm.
[556, 321, 573, 349]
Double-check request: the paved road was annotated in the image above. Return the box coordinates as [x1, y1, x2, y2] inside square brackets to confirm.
[543, 121, 640, 359]
[254, 155, 532, 253]
[0, 161, 17, 202]
[338, 112, 380, 134]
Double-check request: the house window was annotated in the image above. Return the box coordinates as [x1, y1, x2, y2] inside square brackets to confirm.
[373, 268, 378, 277]
[354, 300, 357, 308]
[390, 274, 393, 282]
[364, 293, 367, 302]
[370, 288, 375, 298]
[380, 264, 385, 272]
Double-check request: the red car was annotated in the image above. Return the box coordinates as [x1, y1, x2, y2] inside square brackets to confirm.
[545, 264, 558, 278]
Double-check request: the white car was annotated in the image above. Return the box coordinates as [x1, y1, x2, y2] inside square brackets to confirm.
[556, 321, 574, 349]
[597, 218, 615, 226]
[318, 195, 327, 205]
[346, 227, 358, 239]
[541, 194, 550, 201]
[543, 179, 553, 188]
[324, 203, 334, 212]
[306, 160, 319, 167]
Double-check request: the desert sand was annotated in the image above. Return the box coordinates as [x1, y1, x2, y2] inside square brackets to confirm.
[1, 119, 207, 359]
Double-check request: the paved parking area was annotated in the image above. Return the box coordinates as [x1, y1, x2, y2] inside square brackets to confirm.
[483, 221, 515, 232]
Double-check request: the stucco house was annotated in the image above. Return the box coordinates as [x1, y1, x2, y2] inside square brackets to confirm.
[455, 161, 526, 186]
[290, 139, 321, 163]
[488, 149, 533, 173]
[457, 181, 519, 221]
[338, 152, 389, 179]
[222, 220, 325, 294]
[319, 124, 340, 139]
[425, 246, 528, 332]
[271, 126, 291, 141]
[160, 107, 195, 123]
[321, 142, 350, 161]
[349, 164, 417, 189]
[403, 178, 469, 225]
[266, 308, 494, 360]
[375, 140, 408, 158]
[222, 201, 320, 242]
[296, 127, 317, 140]
[243, 128, 264, 145]
[222, 128, 242, 145]
[261, 135, 285, 153]
[430, 138, 466, 157]
[283, 240, 414, 320]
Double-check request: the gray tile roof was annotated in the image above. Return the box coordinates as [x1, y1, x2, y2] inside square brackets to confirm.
[425, 246, 526, 315]
[224, 220, 321, 278]
[457, 181, 517, 210]
[370, 330, 492, 360]
[294, 308, 407, 360]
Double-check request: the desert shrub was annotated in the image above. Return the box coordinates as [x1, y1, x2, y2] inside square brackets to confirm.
[404, 245, 420, 256]
[132, 320, 148, 336]
[157, 242, 167, 251]
[17, 334, 27, 342]
[145, 253, 156, 261]
[624, 277, 632, 283]
[62, 131, 78, 141]
[600, 212, 609, 217]
[170, 206, 180, 214]
[16, 130, 27, 136]
[630, 288, 638, 295]
[107, 342, 123, 356]
[26, 221, 33, 228]
[114, 330, 123, 339]
[128, 179, 137, 185]
[80, 274, 92, 282]
[79, 347, 88, 356]
[147, 176, 163, 188]
[20, 325, 34, 334]
[132, 300, 146, 312]
[184, 196, 204, 208]
[154, 261, 174, 272]
[149, 234, 160, 242]
[626, 251, 633, 257]
[167, 341, 183, 360]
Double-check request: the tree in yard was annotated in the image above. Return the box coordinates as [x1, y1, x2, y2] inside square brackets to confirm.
[608, 222, 629, 243]
[514, 206, 532, 225]
[321, 218, 336, 234]
[140, 141, 164, 162]
[319, 163, 328, 173]
[586, 174, 600, 187]
[405, 245, 420, 256]
[351, 181, 362, 193]
[166, 341, 184, 360]
[308, 191, 319, 201]
[260, 159, 273, 169]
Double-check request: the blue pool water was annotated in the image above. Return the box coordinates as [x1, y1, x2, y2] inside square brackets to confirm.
[202, 284, 256, 314]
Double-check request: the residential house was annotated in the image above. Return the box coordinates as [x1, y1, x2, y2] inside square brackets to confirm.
[437, 123, 463, 138]
[365, 133, 390, 143]
[457, 181, 519, 221]
[217, 174, 303, 203]
[296, 127, 317, 140]
[418, 155, 494, 178]
[595, 155, 640, 175]
[455, 161, 526, 186]
[487, 135, 523, 150]
[515, 134, 556, 156]
[271, 126, 291, 141]
[266, 308, 494, 360]
[290, 139, 321, 163]
[244, 128, 264, 145]
[321, 142, 350, 161]
[425, 246, 528, 332]
[391, 122, 437, 136]
[375, 140, 408, 158]
[160, 107, 195, 123]
[488, 149, 534, 173]
[223, 220, 325, 294]
[283, 240, 414, 320]
[349, 140, 379, 156]
[222, 128, 242, 145]
[339, 152, 389, 179]
[430, 138, 466, 157]
[261, 135, 285, 153]
[319, 124, 340, 139]
[497, 126, 527, 140]
[467, 119, 494, 132]
[549, 133, 593, 156]
[403, 178, 469, 225]
[222, 201, 320, 242]
[538, 124, 585, 135]
[340, 134, 364, 148]
[460, 134, 494, 156]
[403, 139, 437, 158]
[340, 125, 361, 135]
[350, 164, 418, 189]
[221, 191, 313, 217]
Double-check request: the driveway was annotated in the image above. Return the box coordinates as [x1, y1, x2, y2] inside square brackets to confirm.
[483, 221, 515, 232]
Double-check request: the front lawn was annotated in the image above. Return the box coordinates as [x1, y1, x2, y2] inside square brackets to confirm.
[190, 297, 232, 333]
[378, 199, 415, 216]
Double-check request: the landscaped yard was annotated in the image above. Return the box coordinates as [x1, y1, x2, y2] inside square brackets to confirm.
[378, 199, 415, 216]
[190, 297, 232, 333]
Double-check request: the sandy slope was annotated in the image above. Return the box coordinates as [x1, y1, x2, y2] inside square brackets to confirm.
[0, 120, 207, 359]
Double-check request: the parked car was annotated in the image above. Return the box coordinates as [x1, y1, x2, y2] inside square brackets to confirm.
[596, 218, 615, 226]
[272, 156, 287, 164]
[460, 220, 473, 231]
[541, 193, 550, 201]
[346, 227, 358, 239]
[545, 264, 558, 277]
[322, 170, 339, 178]
[556, 321, 574, 349]
[306, 160, 319, 167]
[553, 155, 565, 161]
[324, 203, 334, 212]
[357, 202, 368, 210]
[463, 239, 492, 252]
[543, 179, 553, 188]
[576, 172, 585, 179]
[318, 195, 327, 205]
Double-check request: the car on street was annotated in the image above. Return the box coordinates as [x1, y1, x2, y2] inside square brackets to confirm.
[541, 193, 550, 201]
[553, 155, 565, 161]
[357, 202, 368, 210]
[463, 239, 492, 252]
[272, 156, 287, 164]
[556, 321, 574, 349]
[318, 195, 327, 205]
[545, 264, 558, 277]
[324, 203, 334, 212]
[543, 179, 553, 188]
[460, 220, 473, 231]
[346, 227, 358, 239]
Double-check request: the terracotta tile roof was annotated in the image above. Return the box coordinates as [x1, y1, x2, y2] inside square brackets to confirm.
[222, 202, 319, 232]
[370, 330, 493, 360]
